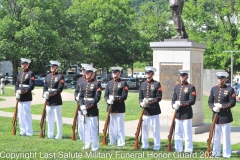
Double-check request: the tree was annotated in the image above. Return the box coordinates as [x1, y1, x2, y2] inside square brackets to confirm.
[184, 0, 240, 74]
[133, 0, 174, 65]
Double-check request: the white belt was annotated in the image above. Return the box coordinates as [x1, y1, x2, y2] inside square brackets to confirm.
[145, 98, 154, 101]
[84, 98, 94, 101]
[48, 89, 57, 91]
[19, 84, 29, 87]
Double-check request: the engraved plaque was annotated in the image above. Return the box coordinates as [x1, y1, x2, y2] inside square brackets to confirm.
[160, 64, 182, 99]
[192, 63, 201, 101]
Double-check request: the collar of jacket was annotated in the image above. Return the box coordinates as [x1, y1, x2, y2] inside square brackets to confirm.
[181, 81, 189, 85]
[114, 78, 121, 82]
[218, 84, 227, 88]
[22, 69, 29, 72]
[147, 79, 154, 83]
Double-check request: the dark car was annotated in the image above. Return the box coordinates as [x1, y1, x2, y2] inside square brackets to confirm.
[68, 81, 77, 89]
[73, 74, 83, 81]
[35, 78, 44, 86]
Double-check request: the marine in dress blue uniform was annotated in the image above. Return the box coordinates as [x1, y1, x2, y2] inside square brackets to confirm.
[208, 72, 236, 158]
[15, 58, 35, 136]
[172, 70, 196, 153]
[74, 63, 92, 141]
[43, 60, 64, 139]
[104, 67, 128, 147]
[78, 66, 101, 151]
[139, 66, 162, 151]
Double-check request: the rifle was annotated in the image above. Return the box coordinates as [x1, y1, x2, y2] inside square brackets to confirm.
[72, 103, 80, 140]
[40, 101, 47, 138]
[11, 100, 19, 135]
[134, 109, 144, 149]
[206, 114, 218, 158]
[167, 111, 177, 152]
[102, 105, 112, 146]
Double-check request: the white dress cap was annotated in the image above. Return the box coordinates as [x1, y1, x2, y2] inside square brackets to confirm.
[50, 60, 61, 66]
[85, 66, 97, 72]
[179, 70, 190, 75]
[111, 67, 123, 72]
[145, 66, 157, 72]
[81, 63, 93, 69]
[216, 72, 229, 78]
[21, 58, 31, 64]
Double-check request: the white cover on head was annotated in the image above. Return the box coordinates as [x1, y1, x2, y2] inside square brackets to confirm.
[179, 70, 190, 74]
[145, 66, 157, 72]
[85, 66, 97, 72]
[81, 63, 93, 69]
[21, 58, 31, 63]
[216, 72, 229, 78]
[50, 60, 61, 66]
[111, 67, 123, 71]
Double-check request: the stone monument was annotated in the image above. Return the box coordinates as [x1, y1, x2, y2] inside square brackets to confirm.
[150, 39, 210, 134]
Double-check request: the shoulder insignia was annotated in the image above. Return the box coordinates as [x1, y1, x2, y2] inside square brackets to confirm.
[232, 93, 236, 98]
[158, 87, 162, 92]
[192, 91, 196, 96]
[124, 86, 128, 91]
[60, 79, 64, 84]
[31, 77, 35, 81]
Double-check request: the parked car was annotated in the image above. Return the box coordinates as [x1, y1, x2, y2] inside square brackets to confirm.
[68, 81, 77, 89]
[35, 78, 44, 86]
[126, 78, 140, 89]
[73, 74, 83, 81]
[133, 72, 146, 78]
[101, 78, 111, 89]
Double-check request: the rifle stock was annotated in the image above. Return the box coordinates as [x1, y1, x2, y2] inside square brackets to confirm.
[102, 106, 112, 146]
[40, 101, 47, 138]
[134, 109, 144, 149]
[206, 114, 218, 158]
[11, 100, 19, 135]
[167, 111, 177, 152]
[72, 103, 80, 140]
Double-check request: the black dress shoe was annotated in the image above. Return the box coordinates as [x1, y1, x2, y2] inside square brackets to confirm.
[19, 133, 26, 136]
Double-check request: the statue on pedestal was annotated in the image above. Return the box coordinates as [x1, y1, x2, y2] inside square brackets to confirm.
[168, 0, 188, 39]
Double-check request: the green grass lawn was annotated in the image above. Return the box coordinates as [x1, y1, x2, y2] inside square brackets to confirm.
[1, 88, 240, 125]
[0, 86, 15, 96]
[0, 116, 239, 160]
[0, 97, 5, 101]
[0, 91, 141, 121]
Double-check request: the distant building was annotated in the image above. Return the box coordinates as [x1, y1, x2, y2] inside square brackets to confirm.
[0, 61, 13, 76]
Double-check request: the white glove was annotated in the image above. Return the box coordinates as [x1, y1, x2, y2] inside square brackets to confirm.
[76, 93, 80, 101]
[107, 99, 113, 105]
[16, 93, 21, 99]
[214, 103, 222, 109]
[143, 98, 148, 105]
[140, 102, 147, 108]
[175, 101, 180, 107]
[173, 103, 179, 110]
[16, 90, 21, 95]
[109, 95, 114, 101]
[213, 106, 220, 113]
[43, 91, 49, 100]
[80, 105, 87, 115]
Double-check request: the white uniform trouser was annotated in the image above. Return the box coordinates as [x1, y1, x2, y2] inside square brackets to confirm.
[212, 123, 231, 158]
[46, 105, 62, 139]
[175, 119, 193, 153]
[77, 111, 83, 141]
[82, 116, 99, 151]
[18, 101, 33, 136]
[141, 115, 160, 150]
[109, 113, 125, 146]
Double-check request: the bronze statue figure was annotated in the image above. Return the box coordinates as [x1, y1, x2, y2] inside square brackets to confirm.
[168, 0, 188, 39]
